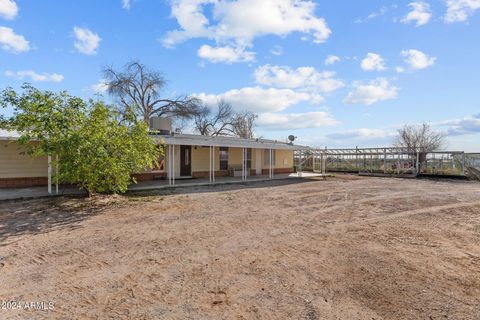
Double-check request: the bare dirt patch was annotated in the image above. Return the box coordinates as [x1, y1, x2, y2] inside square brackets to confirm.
[1, 176, 479, 319]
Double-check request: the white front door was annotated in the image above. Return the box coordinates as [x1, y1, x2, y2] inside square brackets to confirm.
[256, 149, 262, 175]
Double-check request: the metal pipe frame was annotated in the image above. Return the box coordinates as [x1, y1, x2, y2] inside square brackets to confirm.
[48, 155, 52, 194]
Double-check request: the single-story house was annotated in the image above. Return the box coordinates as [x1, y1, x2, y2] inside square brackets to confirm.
[0, 123, 310, 189]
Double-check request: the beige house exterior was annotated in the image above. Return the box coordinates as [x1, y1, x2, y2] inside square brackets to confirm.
[0, 132, 48, 188]
[0, 130, 307, 189]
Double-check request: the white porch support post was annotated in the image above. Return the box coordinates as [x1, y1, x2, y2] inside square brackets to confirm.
[209, 145, 211, 183]
[167, 145, 171, 185]
[47, 155, 52, 194]
[213, 146, 216, 183]
[244, 148, 247, 181]
[242, 147, 245, 181]
[269, 149, 272, 179]
[56, 154, 59, 194]
[271, 149, 274, 178]
[172, 144, 175, 185]
[245, 148, 248, 181]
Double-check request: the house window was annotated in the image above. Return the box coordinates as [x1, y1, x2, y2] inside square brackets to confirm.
[219, 147, 228, 170]
[264, 149, 276, 166]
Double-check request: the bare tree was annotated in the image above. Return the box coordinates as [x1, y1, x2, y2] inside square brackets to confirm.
[232, 110, 257, 139]
[103, 61, 201, 123]
[394, 123, 445, 173]
[194, 100, 235, 136]
[394, 123, 445, 153]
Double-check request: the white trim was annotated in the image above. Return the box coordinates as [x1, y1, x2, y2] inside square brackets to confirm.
[153, 134, 308, 151]
[48, 155, 52, 194]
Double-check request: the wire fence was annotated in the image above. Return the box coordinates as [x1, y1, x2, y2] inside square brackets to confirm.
[294, 148, 479, 178]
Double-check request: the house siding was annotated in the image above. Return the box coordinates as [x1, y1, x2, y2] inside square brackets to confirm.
[191, 147, 293, 177]
[0, 140, 296, 187]
[0, 141, 48, 178]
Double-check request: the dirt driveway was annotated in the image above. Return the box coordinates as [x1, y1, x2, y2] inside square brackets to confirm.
[1, 175, 479, 319]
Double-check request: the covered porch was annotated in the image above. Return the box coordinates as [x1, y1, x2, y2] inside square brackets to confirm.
[148, 133, 311, 187]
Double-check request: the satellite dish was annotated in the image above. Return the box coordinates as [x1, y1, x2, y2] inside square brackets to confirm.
[288, 135, 296, 142]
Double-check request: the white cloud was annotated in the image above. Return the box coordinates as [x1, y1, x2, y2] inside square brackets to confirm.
[0, 0, 17, 20]
[73, 27, 101, 55]
[361, 53, 387, 71]
[162, 0, 331, 62]
[258, 111, 338, 130]
[444, 0, 480, 23]
[324, 55, 340, 66]
[327, 128, 395, 140]
[0, 26, 29, 53]
[355, 6, 388, 23]
[122, 0, 131, 9]
[441, 113, 480, 135]
[195, 86, 323, 113]
[401, 1, 432, 26]
[197, 44, 255, 63]
[401, 49, 436, 70]
[254, 65, 344, 93]
[91, 79, 109, 93]
[5, 70, 64, 82]
[271, 45, 283, 56]
[343, 78, 398, 105]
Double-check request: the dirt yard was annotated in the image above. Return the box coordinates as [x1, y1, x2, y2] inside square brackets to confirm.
[0, 175, 479, 319]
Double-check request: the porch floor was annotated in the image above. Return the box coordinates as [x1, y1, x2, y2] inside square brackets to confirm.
[0, 172, 327, 201]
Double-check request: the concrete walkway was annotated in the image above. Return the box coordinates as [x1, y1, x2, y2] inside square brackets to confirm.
[0, 172, 327, 201]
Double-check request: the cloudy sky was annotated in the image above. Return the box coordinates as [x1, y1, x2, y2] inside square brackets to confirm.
[1, 0, 479, 150]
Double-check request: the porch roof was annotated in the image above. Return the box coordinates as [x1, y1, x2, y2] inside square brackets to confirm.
[151, 133, 310, 150]
[0, 130, 311, 151]
[0, 129, 21, 141]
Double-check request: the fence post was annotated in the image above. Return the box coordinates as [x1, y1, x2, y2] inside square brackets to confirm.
[384, 148, 387, 174]
[416, 151, 420, 176]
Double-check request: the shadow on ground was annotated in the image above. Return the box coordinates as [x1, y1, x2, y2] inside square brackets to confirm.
[126, 177, 319, 198]
[0, 178, 323, 245]
[0, 196, 123, 246]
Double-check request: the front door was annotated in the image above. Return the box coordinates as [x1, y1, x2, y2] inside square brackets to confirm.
[180, 145, 192, 177]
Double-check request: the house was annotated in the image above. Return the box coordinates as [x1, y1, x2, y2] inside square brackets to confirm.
[0, 120, 309, 189]
[0, 129, 49, 188]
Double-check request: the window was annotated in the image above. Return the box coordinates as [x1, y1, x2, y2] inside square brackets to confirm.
[185, 148, 190, 165]
[264, 149, 276, 166]
[219, 147, 228, 170]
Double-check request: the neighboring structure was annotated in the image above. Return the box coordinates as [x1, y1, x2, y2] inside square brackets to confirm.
[0, 120, 310, 189]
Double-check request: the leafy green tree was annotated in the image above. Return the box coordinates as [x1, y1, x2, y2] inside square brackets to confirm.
[1, 84, 161, 195]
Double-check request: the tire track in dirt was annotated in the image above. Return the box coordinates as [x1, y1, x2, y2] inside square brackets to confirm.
[335, 200, 480, 228]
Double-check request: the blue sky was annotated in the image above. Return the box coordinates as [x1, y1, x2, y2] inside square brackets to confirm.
[1, 0, 479, 150]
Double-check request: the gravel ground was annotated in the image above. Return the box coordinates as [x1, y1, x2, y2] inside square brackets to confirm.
[0, 175, 479, 319]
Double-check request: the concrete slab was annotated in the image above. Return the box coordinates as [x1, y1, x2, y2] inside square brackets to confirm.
[0, 172, 328, 201]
